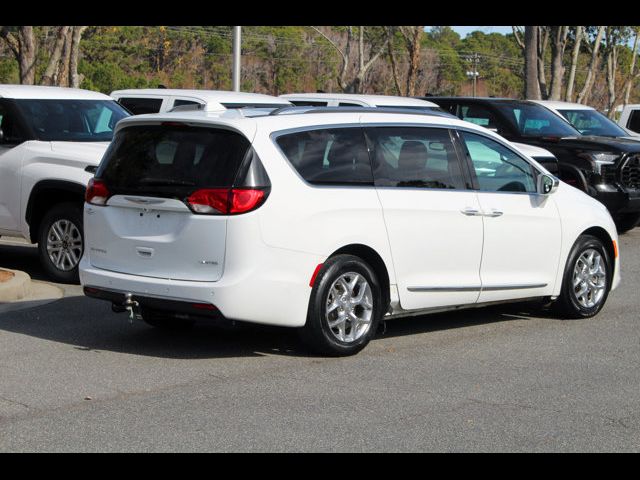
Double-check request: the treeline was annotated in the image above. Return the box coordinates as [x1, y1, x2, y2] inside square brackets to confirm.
[0, 26, 639, 115]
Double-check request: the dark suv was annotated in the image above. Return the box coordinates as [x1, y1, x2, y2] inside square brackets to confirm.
[425, 97, 640, 232]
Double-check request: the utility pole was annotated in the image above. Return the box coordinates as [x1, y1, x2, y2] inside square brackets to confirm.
[464, 53, 480, 97]
[232, 26, 241, 92]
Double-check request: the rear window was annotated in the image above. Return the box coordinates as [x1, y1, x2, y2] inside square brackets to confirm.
[117, 97, 163, 115]
[275, 127, 373, 185]
[97, 125, 254, 196]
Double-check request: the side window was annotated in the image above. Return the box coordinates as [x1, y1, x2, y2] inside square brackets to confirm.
[628, 110, 640, 133]
[460, 131, 536, 193]
[275, 127, 373, 185]
[0, 103, 25, 146]
[365, 127, 465, 189]
[338, 102, 364, 107]
[173, 99, 203, 109]
[459, 104, 500, 131]
[117, 97, 163, 115]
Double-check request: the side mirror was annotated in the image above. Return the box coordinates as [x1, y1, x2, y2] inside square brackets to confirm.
[537, 173, 559, 195]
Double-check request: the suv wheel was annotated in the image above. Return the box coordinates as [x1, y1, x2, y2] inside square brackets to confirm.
[614, 213, 640, 234]
[301, 254, 383, 356]
[554, 235, 611, 319]
[38, 202, 84, 284]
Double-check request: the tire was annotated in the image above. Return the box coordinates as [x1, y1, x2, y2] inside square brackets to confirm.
[614, 213, 640, 234]
[37, 202, 84, 284]
[300, 254, 383, 356]
[140, 307, 195, 331]
[554, 234, 612, 319]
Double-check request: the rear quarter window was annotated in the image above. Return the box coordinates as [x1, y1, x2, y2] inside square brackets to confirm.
[275, 127, 373, 185]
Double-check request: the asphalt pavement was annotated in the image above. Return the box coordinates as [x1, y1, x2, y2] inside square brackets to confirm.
[0, 233, 638, 452]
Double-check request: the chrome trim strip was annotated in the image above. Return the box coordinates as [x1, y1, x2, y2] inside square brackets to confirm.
[407, 283, 547, 292]
[408, 286, 480, 292]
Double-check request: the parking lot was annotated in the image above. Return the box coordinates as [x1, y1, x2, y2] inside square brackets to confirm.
[0, 231, 639, 452]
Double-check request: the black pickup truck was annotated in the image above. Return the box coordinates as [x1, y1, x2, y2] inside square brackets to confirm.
[425, 97, 640, 233]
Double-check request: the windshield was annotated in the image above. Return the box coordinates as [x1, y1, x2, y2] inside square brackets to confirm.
[15, 99, 129, 142]
[558, 108, 629, 137]
[494, 102, 580, 138]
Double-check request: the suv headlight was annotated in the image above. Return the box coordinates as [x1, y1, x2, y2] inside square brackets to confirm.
[590, 152, 619, 174]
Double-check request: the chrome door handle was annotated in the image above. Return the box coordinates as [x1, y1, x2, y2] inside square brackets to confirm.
[461, 207, 482, 216]
[484, 210, 504, 217]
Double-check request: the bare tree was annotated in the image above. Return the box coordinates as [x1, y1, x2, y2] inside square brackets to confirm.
[0, 27, 37, 84]
[311, 26, 388, 93]
[537, 26, 550, 98]
[577, 26, 606, 104]
[524, 26, 541, 99]
[565, 26, 583, 101]
[70, 26, 87, 88]
[623, 27, 640, 106]
[386, 26, 424, 96]
[549, 26, 569, 100]
[41, 26, 70, 85]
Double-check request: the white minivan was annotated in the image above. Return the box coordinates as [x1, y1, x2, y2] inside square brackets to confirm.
[80, 106, 620, 356]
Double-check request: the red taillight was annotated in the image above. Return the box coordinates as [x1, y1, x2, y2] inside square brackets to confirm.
[186, 188, 266, 215]
[85, 178, 110, 206]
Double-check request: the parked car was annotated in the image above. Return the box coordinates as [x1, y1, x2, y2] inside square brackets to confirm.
[81, 106, 619, 356]
[111, 89, 292, 115]
[0, 85, 130, 282]
[426, 96, 640, 233]
[531, 100, 640, 139]
[616, 104, 640, 134]
[284, 93, 559, 172]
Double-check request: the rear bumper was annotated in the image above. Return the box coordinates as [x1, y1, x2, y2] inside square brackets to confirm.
[79, 247, 322, 328]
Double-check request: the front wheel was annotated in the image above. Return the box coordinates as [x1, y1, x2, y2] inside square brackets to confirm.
[300, 254, 383, 356]
[37, 202, 84, 284]
[554, 235, 612, 319]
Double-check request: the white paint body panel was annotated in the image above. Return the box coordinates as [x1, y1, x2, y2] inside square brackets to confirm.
[80, 109, 620, 328]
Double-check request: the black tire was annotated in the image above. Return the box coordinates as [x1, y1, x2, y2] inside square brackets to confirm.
[614, 213, 640, 234]
[141, 307, 195, 331]
[37, 202, 84, 284]
[300, 254, 383, 356]
[553, 234, 612, 319]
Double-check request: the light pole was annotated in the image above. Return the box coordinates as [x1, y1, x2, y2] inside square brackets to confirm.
[232, 26, 241, 92]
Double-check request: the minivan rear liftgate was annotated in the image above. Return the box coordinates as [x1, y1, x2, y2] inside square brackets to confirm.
[83, 123, 270, 283]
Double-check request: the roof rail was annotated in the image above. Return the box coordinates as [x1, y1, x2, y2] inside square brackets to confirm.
[268, 105, 456, 119]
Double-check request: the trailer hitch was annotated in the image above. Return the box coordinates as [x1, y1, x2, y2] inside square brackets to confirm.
[123, 293, 143, 324]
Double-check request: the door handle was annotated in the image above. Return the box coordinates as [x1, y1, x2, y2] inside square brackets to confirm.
[461, 207, 482, 216]
[484, 210, 504, 218]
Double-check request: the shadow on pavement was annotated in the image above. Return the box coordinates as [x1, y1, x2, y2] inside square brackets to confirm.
[0, 242, 48, 282]
[0, 292, 549, 360]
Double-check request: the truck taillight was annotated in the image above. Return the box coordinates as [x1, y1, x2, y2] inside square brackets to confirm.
[186, 188, 267, 215]
[85, 178, 111, 206]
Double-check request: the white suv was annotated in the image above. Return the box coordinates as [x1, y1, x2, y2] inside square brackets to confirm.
[0, 85, 129, 282]
[80, 106, 621, 356]
[111, 89, 292, 115]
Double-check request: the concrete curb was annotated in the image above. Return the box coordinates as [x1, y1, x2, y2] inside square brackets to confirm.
[0, 269, 32, 302]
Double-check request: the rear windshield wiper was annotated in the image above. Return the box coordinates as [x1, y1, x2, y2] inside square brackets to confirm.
[138, 178, 196, 186]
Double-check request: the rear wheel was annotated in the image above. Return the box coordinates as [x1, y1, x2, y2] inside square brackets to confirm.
[614, 213, 640, 234]
[37, 202, 83, 284]
[554, 235, 611, 319]
[301, 254, 383, 356]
